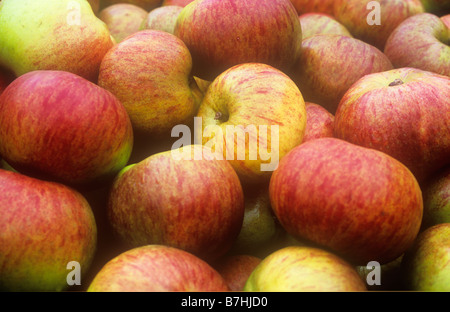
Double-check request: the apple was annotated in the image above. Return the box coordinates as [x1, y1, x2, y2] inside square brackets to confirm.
[0, 70, 133, 188]
[333, 0, 425, 51]
[107, 144, 245, 262]
[0, 0, 114, 82]
[384, 13, 450, 77]
[334, 67, 450, 184]
[227, 183, 284, 258]
[98, 29, 203, 137]
[441, 14, 450, 28]
[303, 102, 335, 142]
[401, 223, 450, 291]
[420, 0, 450, 14]
[289, 0, 335, 16]
[87, 0, 100, 14]
[87, 245, 230, 291]
[299, 13, 353, 39]
[140, 5, 183, 34]
[194, 76, 212, 94]
[244, 246, 367, 291]
[269, 138, 423, 265]
[174, 0, 302, 81]
[99, 3, 148, 43]
[422, 166, 450, 229]
[162, 0, 194, 7]
[195, 63, 307, 184]
[290, 34, 394, 114]
[213, 254, 262, 291]
[0, 169, 97, 291]
[101, 0, 162, 11]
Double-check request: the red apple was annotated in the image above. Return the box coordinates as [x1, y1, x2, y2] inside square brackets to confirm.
[303, 102, 335, 142]
[213, 254, 262, 291]
[290, 34, 393, 114]
[0, 70, 133, 188]
[140, 5, 183, 34]
[422, 166, 450, 229]
[87, 245, 230, 291]
[244, 246, 367, 291]
[174, 0, 302, 81]
[269, 138, 423, 265]
[99, 3, 149, 43]
[98, 30, 203, 137]
[101, 0, 162, 11]
[384, 13, 450, 77]
[299, 13, 353, 39]
[107, 145, 245, 262]
[162, 0, 194, 7]
[289, 0, 335, 16]
[334, 67, 450, 184]
[333, 0, 425, 51]
[0, 169, 97, 291]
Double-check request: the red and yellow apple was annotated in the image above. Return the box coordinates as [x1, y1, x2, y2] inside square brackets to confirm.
[303, 102, 335, 142]
[299, 13, 353, 39]
[140, 5, 183, 34]
[162, 0, 194, 7]
[213, 254, 262, 291]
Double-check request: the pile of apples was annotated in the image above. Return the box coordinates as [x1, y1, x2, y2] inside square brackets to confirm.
[0, 0, 449, 292]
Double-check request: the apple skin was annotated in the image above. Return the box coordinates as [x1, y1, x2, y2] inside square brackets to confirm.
[107, 145, 245, 262]
[213, 254, 262, 291]
[269, 138, 423, 265]
[99, 3, 149, 43]
[422, 166, 450, 229]
[101, 0, 162, 11]
[195, 63, 307, 184]
[174, 0, 302, 81]
[401, 223, 450, 291]
[333, 0, 425, 51]
[87, 245, 230, 292]
[334, 67, 450, 184]
[289, 0, 335, 16]
[0, 0, 114, 83]
[0, 70, 133, 188]
[244, 246, 367, 291]
[441, 14, 450, 28]
[290, 34, 393, 114]
[98, 29, 203, 136]
[140, 5, 183, 34]
[384, 13, 450, 77]
[0, 169, 97, 291]
[299, 13, 353, 39]
[162, 0, 194, 7]
[303, 102, 335, 142]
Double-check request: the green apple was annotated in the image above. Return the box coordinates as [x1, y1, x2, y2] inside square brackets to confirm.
[99, 3, 148, 43]
[244, 246, 367, 291]
[402, 223, 450, 291]
[0, 0, 114, 82]
[422, 166, 450, 229]
[140, 5, 183, 34]
[98, 29, 203, 136]
[87, 245, 230, 291]
[0, 169, 97, 291]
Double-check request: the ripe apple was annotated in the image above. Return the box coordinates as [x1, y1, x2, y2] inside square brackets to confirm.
[162, 0, 194, 7]
[384, 13, 450, 77]
[0, 70, 133, 188]
[174, 0, 302, 81]
[441, 14, 450, 28]
[101, 0, 161, 11]
[244, 246, 367, 291]
[0, 169, 97, 291]
[333, 0, 425, 51]
[107, 145, 245, 262]
[422, 166, 450, 229]
[289, 0, 335, 16]
[334, 67, 450, 184]
[401, 223, 450, 291]
[299, 13, 353, 39]
[140, 5, 183, 34]
[303, 102, 335, 142]
[99, 3, 148, 43]
[213, 254, 262, 291]
[98, 29, 203, 136]
[87, 245, 230, 291]
[195, 63, 307, 184]
[290, 34, 393, 114]
[0, 0, 114, 82]
[269, 138, 423, 265]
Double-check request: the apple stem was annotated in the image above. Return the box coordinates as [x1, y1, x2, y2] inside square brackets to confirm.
[215, 111, 223, 120]
[388, 79, 404, 87]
